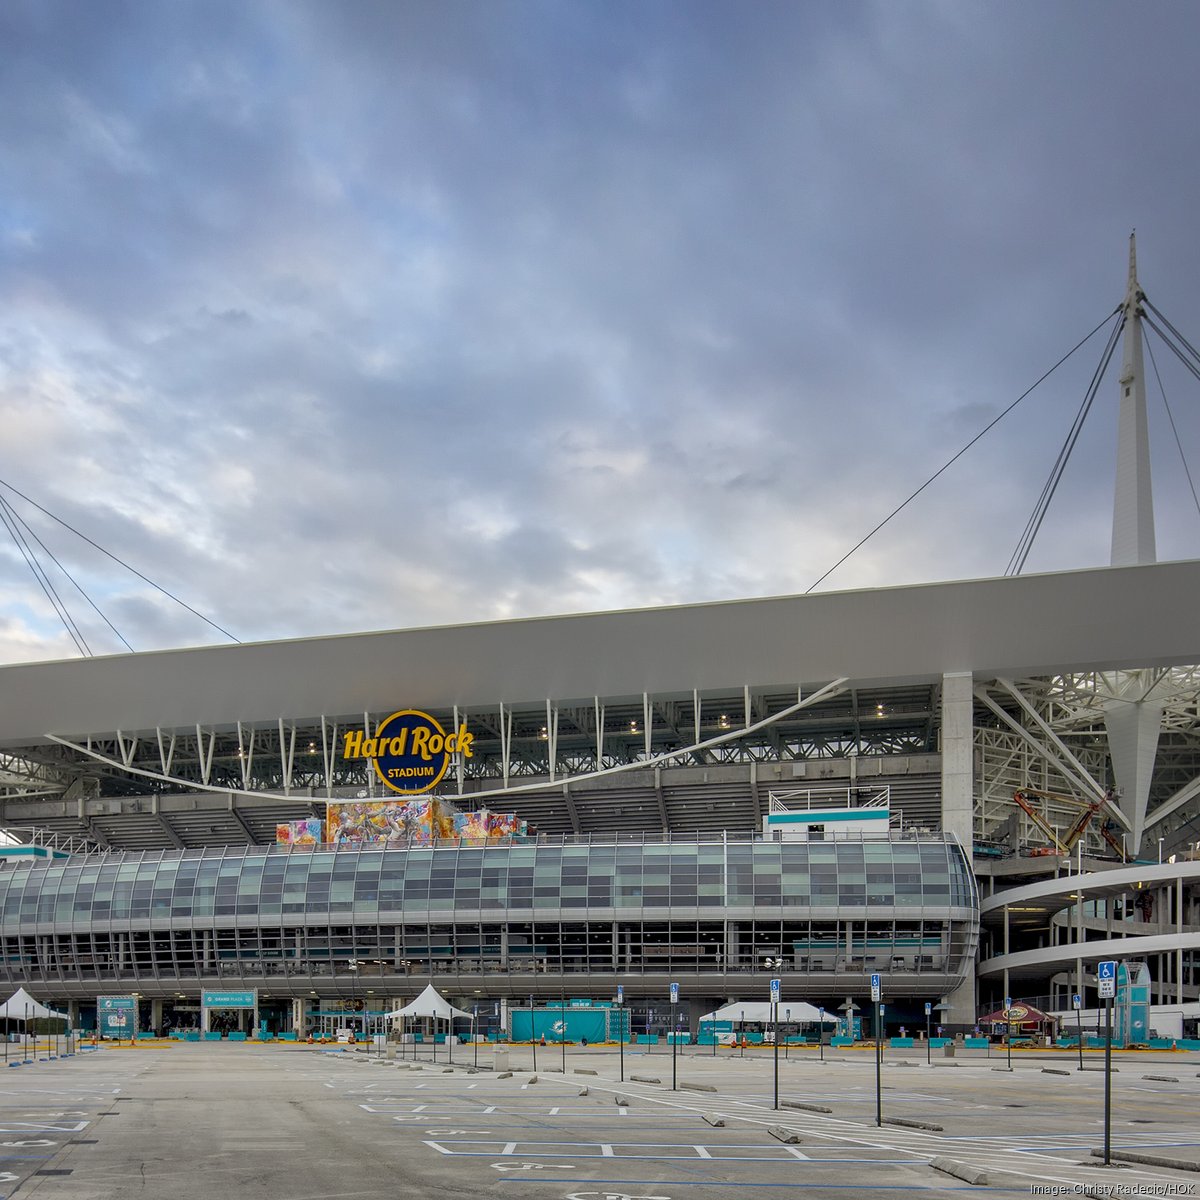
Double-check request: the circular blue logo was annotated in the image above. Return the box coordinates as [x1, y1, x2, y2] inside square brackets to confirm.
[372, 709, 454, 795]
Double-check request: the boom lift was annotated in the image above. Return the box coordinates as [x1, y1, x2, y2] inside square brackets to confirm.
[1012, 787, 1128, 861]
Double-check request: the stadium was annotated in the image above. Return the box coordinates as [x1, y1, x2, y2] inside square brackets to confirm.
[1, 243, 1199, 1044]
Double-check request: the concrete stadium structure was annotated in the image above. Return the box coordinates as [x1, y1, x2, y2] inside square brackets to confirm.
[2, 238, 1198, 1039]
[0, 558, 1198, 1038]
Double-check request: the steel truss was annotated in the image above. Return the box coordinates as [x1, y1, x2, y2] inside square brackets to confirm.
[973, 669, 1200, 858]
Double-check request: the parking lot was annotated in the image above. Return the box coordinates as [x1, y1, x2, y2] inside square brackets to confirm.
[1, 1041, 1198, 1198]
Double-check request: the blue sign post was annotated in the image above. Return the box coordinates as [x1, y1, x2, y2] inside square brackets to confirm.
[616, 986, 625, 1082]
[1098, 960, 1117, 1164]
[669, 982, 680, 1092]
[870, 974, 882, 1126]
[1004, 995, 1014, 1070]
[770, 978, 781, 1110]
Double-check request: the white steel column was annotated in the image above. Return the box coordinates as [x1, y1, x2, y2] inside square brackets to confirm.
[454, 706, 465, 792]
[546, 700, 558, 782]
[321, 716, 336, 797]
[500, 702, 512, 788]
[1111, 232, 1156, 566]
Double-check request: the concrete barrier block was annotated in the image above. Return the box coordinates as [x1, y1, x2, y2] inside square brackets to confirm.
[768, 1126, 802, 1144]
[884, 1116, 944, 1131]
[702, 1113, 725, 1127]
[1090, 1147, 1200, 1172]
[781, 1100, 832, 1113]
[680, 1082, 718, 1093]
[630, 1074, 661, 1084]
[930, 1157, 988, 1186]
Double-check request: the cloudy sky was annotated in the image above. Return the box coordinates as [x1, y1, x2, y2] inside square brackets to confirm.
[2, 0, 1199, 664]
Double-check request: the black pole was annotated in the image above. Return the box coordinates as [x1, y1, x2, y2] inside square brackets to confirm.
[773, 1001, 779, 1110]
[1076, 1004, 1085, 1070]
[473, 1007, 479, 1068]
[925, 1007, 931, 1065]
[671, 1003, 678, 1090]
[619, 1002, 625, 1083]
[1006, 1018, 1012, 1070]
[560, 990, 567, 1075]
[819, 1009, 824, 1062]
[740, 1010, 744, 1058]
[785, 1009, 790, 1060]
[874, 1001, 882, 1127]
[1103, 997, 1113, 1165]
[530, 995, 537, 1072]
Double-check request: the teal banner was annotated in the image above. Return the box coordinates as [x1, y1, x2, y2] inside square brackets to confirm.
[97, 994, 136, 1037]
[202, 990, 256, 1009]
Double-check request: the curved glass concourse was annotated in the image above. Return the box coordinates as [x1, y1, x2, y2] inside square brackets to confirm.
[0, 835, 978, 1005]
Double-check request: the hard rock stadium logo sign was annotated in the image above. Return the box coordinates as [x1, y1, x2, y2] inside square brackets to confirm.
[342, 710, 474, 796]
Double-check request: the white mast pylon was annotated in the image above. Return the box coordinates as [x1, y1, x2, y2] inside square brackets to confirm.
[1110, 231, 1156, 566]
[1103, 233, 1161, 856]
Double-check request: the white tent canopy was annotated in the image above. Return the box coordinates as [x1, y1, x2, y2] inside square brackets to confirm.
[699, 1000, 835, 1025]
[384, 983, 471, 1022]
[0, 987, 67, 1021]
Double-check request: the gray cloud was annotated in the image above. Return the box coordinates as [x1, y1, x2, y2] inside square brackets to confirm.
[1, 0, 1199, 663]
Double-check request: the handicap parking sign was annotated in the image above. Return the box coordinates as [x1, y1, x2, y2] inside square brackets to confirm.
[770, 978, 781, 1003]
[870, 973, 881, 1002]
[1098, 960, 1116, 999]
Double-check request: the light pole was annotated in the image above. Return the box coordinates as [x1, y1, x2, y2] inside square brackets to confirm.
[785, 1007, 791, 1060]
[819, 1007, 825, 1062]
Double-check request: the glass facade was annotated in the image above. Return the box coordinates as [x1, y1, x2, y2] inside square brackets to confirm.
[0, 835, 977, 998]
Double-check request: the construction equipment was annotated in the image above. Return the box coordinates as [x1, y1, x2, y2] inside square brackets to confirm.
[1012, 788, 1128, 861]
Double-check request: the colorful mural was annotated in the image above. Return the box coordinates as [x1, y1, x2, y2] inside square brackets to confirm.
[294, 799, 528, 846]
[275, 818, 324, 845]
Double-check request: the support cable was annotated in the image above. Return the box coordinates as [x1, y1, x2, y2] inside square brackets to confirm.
[0, 496, 90, 656]
[805, 308, 1121, 594]
[1006, 314, 1125, 575]
[1144, 325, 1200, 524]
[1143, 298, 1200, 372]
[1, 496, 134, 653]
[1143, 313, 1200, 386]
[0, 476, 241, 644]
